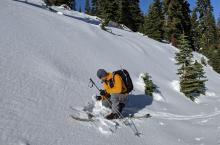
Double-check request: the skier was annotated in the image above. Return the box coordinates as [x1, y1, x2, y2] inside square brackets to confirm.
[96, 69, 131, 120]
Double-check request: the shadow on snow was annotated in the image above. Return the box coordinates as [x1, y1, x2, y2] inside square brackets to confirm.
[123, 94, 153, 116]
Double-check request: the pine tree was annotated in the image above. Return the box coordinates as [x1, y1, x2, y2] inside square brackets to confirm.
[164, 0, 191, 46]
[175, 34, 206, 101]
[212, 17, 220, 73]
[79, 6, 82, 12]
[193, 60, 207, 95]
[142, 73, 156, 96]
[91, 0, 103, 16]
[195, 0, 219, 74]
[99, 0, 119, 30]
[91, 0, 97, 15]
[71, 0, 76, 10]
[128, 0, 144, 32]
[175, 34, 193, 75]
[196, 0, 218, 51]
[45, 0, 73, 7]
[118, 0, 143, 32]
[175, 35, 190, 80]
[85, 0, 91, 14]
[180, 62, 206, 101]
[217, 16, 220, 48]
[218, 16, 220, 28]
[118, 0, 131, 26]
[209, 49, 220, 73]
[143, 0, 164, 41]
[90, 0, 143, 32]
[191, 9, 200, 50]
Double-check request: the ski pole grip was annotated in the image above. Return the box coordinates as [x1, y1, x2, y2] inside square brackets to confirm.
[89, 78, 101, 91]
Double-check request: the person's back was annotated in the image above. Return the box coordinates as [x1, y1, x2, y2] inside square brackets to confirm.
[103, 72, 127, 94]
[96, 69, 129, 119]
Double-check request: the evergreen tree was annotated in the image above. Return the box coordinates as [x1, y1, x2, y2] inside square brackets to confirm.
[143, 0, 164, 41]
[128, 0, 144, 32]
[212, 17, 220, 73]
[79, 6, 82, 12]
[91, 0, 143, 32]
[217, 16, 220, 48]
[209, 49, 220, 73]
[191, 9, 200, 50]
[85, 0, 91, 14]
[175, 35, 193, 75]
[91, 0, 97, 15]
[195, 0, 219, 74]
[175, 34, 206, 101]
[164, 0, 191, 46]
[118, 0, 143, 32]
[193, 60, 207, 95]
[180, 61, 206, 101]
[71, 0, 76, 10]
[118, 0, 131, 26]
[194, 61, 206, 78]
[196, 0, 218, 51]
[218, 17, 220, 28]
[99, 0, 119, 30]
[44, 0, 73, 8]
[142, 73, 156, 96]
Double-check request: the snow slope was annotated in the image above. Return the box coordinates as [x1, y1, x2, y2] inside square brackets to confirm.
[0, 0, 220, 145]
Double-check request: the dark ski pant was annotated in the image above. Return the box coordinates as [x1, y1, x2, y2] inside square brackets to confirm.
[102, 93, 128, 114]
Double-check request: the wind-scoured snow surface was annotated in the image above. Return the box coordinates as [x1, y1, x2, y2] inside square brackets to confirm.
[1, 0, 220, 145]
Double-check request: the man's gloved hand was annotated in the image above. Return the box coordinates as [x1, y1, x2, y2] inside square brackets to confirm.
[96, 95, 102, 101]
[100, 90, 107, 96]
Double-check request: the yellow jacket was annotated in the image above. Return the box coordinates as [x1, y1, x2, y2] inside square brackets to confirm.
[103, 72, 127, 94]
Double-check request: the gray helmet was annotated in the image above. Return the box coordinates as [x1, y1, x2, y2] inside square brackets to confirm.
[97, 69, 108, 79]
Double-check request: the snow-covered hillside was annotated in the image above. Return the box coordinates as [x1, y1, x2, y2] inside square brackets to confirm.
[1, 0, 220, 145]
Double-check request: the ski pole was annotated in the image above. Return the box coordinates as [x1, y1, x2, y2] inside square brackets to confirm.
[103, 96, 141, 136]
[89, 78, 141, 136]
[89, 78, 101, 91]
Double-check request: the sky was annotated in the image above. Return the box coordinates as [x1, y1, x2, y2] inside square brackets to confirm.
[76, 0, 220, 21]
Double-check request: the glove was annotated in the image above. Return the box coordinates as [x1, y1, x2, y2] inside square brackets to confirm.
[96, 95, 102, 101]
[100, 90, 107, 96]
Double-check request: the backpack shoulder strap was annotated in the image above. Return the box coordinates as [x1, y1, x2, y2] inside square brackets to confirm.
[112, 71, 121, 79]
[112, 71, 116, 82]
[112, 71, 121, 83]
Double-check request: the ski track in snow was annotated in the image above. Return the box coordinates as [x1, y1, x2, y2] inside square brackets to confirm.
[148, 110, 220, 121]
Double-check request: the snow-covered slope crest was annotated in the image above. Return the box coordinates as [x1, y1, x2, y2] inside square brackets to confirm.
[0, 0, 220, 145]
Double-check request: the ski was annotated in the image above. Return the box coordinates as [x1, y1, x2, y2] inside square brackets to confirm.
[70, 113, 151, 122]
[129, 113, 152, 119]
[69, 106, 95, 122]
[70, 114, 94, 122]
